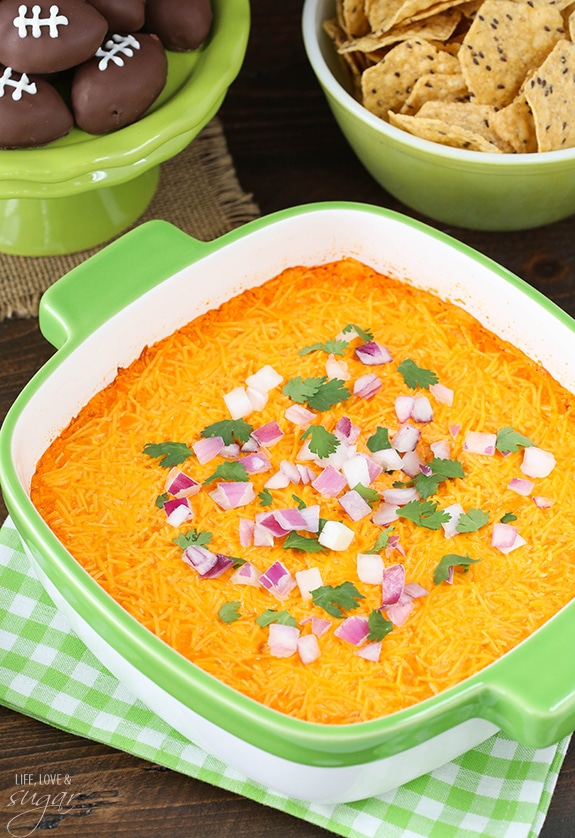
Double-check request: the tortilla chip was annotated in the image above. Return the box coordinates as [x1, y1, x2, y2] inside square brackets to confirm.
[361, 37, 461, 118]
[389, 110, 504, 150]
[400, 71, 470, 113]
[524, 38, 575, 151]
[459, 0, 565, 108]
[490, 96, 538, 153]
[338, 8, 462, 53]
[341, 0, 371, 36]
[417, 100, 514, 148]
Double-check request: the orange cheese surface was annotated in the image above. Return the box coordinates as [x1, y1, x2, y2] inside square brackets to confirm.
[31, 258, 575, 724]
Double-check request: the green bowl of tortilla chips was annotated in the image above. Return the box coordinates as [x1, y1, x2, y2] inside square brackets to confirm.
[302, 0, 575, 231]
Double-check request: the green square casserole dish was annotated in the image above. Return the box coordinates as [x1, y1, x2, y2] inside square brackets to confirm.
[1, 202, 575, 803]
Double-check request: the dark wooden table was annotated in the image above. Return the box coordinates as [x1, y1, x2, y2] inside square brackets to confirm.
[2, 1, 575, 834]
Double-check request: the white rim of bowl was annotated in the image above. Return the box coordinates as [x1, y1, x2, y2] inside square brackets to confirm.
[301, 0, 575, 167]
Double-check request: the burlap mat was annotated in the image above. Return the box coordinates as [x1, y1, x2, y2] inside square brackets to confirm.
[0, 118, 261, 322]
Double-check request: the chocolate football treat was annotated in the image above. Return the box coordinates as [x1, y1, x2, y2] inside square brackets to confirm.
[0, 0, 108, 75]
[85, 0, 146, 34]
[145, 0, 212, 52]
[71, 33, 168, 135]
[0, 65, 73, 148]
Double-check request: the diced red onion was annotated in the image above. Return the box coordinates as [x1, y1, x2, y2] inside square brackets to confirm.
[385, 534, 405, 558]
[297, 464, 317, 484]
[533, 495, 554, 508]
[312, 466, 347, 498]
[231, 561, 261, 586]
[239, 518, 254, 547]
[353, 373, 382, 399]
[412, 396, 434, 423]
[241, 452, 272, 474]
[334, 416, 361, 445]
[386, 599, 414, 626]
[246, 386, 268, 412]
[382, 486, 419, 507]
[355, 341, 393, 365]
[209, 481, 256, 510]
[320, 441, 355, 471]
[256, 512, 289, 538]
[164, 467, 201, 499]
[395, 395, 415, 424]
[280, 459, 301, 484]
[520, 447, 556, 478]
[299, 504, 321, 532]
[201, 553, 235, 579]
[508, 477, 534, 496]
[241, 437, 260, 453]
[193, 436, 224, 464]
[326, 353, 351, 380]
[297, 633, 321, 664]
[268, 623, 299, 657]
[317, 520, 354, 551]
[430, 440, 451, 460]
[246, 364, 283, 392]
[334, 615, 370, 646]
[223, 386, 253, 420]
[356, 641, 382, 662]
[382, 563, 405, 606]
[342, 454, 371, 489]
[182, 545, 217, 575]
[491, 522, 526, 554]
[311, 617, 331, 636]
[163, 496, 194, 526]
[251, 420, 284, 447]
[295, 566, 323, 599]
[403, 582, 429, 599]
[264, 470, 290, 489]
[363, 454, 383, 483]
[449, 424, 461, 438]
[259, 560, 297, 600]
[372, 503, 399, 526]
[339, 490, 373, 522]
[220, 443, 241, 459]
[357, 552, 384, 585]
[284, 404, 316, 426]
[371, 447, 403, 472]
[253, 522, 275, 547]
[429, 383, 454, 406]
[391, 424, 420, 453]
[463, 430, 497, 456]
[401, 450, 424, 477]
[441, 503, 464, 538]
[273, 507, 310, 532]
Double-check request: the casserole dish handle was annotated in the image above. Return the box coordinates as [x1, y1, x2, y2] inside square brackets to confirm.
[39, 221, 212, 350]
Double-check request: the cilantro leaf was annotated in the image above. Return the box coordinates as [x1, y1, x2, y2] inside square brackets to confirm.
[352, 482, 380, 505]
[367, 609, 394, 642]
[292, 494, 307, 509]
[434, 553, 481, 585]
[366, 527, 395, 553]
[397, 359, 439, 390]
[342, 323, 374, 342]
[366, 426, 391, 452]
[411, 457, 465, 499]
[299, 339, 348, 356]
[398, 500, 451, 530]
[156, 492, 169, 509]
[500, 512, 518, 524]
[203, 461, 249, 485]
[143, 441, 193, 468]
[283, 376, 351, 412]
[311, 581, 365, 618]
[201, 418, 253, 446]
[218, 601, 242, 624]
[258, 488, 273, 507]
[496, 426, 535, 454]
[282, 531, 326, 553]
[231, 557, 246, 568]
[456, 508, 489, 533]
[173, 528, 212, 548]
[301, 425, 340, 459]
[256, 609, 297, 628]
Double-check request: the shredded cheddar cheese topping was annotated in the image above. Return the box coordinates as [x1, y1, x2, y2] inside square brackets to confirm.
[31, 258, 575, 725]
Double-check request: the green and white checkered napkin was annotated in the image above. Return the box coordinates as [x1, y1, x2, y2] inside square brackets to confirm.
[0, 516, 569, 837]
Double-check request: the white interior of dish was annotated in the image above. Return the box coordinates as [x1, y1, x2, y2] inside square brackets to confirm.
[10, 206, 575, 493]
